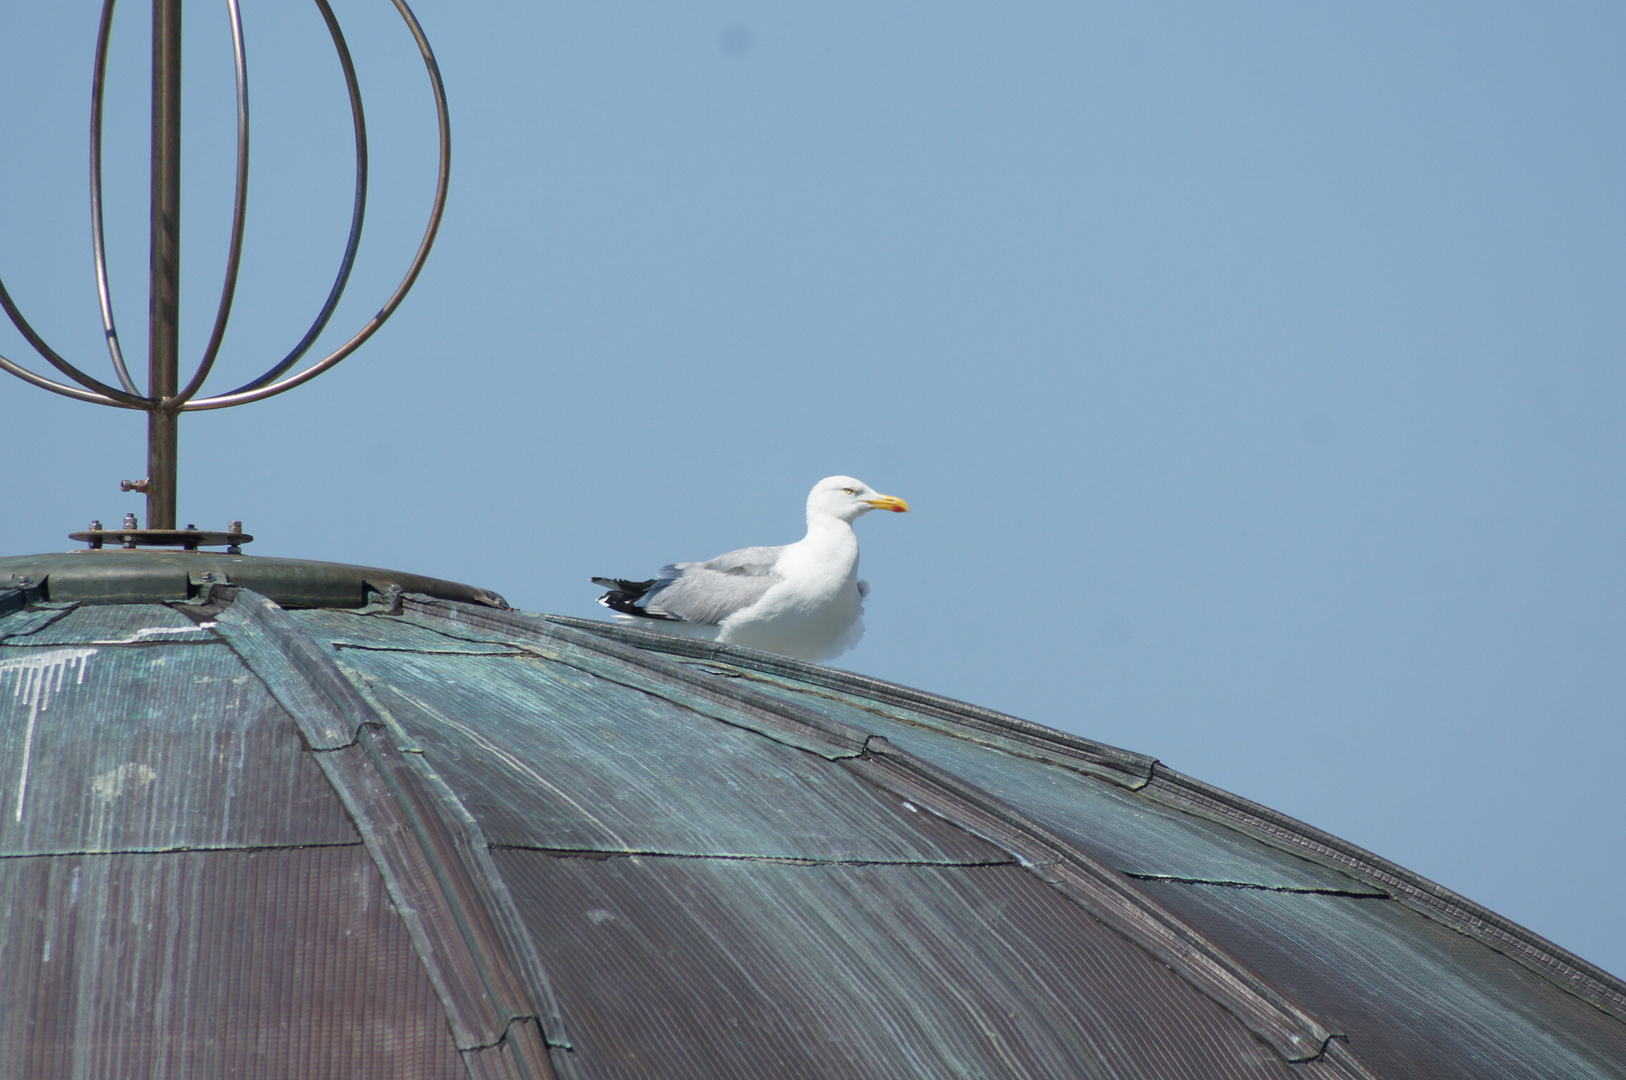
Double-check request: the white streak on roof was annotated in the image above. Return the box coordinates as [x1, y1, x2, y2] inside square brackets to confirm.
[1, 647, 97, 822]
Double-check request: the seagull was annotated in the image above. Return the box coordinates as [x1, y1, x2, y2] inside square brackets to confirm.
[592, 475, 909, 662]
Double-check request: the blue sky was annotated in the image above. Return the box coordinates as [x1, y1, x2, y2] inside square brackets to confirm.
[2, 3, 1623, 978]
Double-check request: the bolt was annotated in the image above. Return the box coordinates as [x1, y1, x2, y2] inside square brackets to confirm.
[123, 513, 139, 529]
[228, 521, 243, 533]
[185, 523, 196, 531]
[89, 520, 103, 531]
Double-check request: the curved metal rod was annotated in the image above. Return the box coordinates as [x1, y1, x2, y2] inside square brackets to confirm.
[89, 0, 142, 398]
[0, 0, 148, 410]
[184, 0, 449, 411]
[206, 0, 367, 399]
[0, 275, 149, 407]
[173, 0, 250, 404]
[0, 348, 134, 406]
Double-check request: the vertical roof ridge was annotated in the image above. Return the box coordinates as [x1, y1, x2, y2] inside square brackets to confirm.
[205, 586, 565, 1078]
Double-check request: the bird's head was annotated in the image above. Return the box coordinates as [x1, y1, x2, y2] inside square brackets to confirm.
[808, 475, 910, 523]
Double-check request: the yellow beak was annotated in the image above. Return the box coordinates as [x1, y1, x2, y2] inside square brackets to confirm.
[866, 494, 910, 513]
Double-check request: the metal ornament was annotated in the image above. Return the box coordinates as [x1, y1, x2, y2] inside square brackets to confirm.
[0, 0, 450, 536]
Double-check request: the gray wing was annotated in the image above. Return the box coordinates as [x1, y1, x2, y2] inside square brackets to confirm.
[641, 565, 782, 625]
[641, 543, 787, 625]
[675, 544, 785, 577]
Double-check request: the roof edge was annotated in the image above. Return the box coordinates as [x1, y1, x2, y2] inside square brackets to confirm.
[0, 550, 507, 610]
[1142, 765, 1626, 1023]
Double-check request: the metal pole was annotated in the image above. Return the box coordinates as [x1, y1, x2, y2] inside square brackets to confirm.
[147, 0, 182, 529]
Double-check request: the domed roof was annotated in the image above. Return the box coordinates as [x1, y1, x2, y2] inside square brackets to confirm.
[2, 549, 1623, 1079]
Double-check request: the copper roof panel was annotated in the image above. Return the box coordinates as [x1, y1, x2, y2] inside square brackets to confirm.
[1146, 881, 1626, 1080]
[331, 642, 1008, 865]
[496, 849, 1356, 1080]
[445, 618, 1374, 894]
[295, 607, 535, 653]
[1, 601, 203, 644]
[0, 639, 357, 854]
[8, 586, 1616, 1077]
[806, 701, 1377, 893]
[586, 654, 1378, 895]
[545, 616, 1162, 782]
[0, 846, 464, 1080]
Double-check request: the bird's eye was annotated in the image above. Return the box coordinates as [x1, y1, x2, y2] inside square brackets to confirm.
[842, 487, 856, 495]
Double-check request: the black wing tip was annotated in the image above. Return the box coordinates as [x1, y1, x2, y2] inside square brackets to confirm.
[591, 577, 653, 594]
[592, 576, 682, 621]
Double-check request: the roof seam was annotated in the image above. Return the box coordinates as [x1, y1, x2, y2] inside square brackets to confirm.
[0, 598, 77, 644]
[841, 737, 1362, 1069]
[521, 648, 864, 762]
[683, 660, 1158, 790]
[0, 639, 220, 649]
[1122, 873, 1388, 898]
[1144, 764, 1626, 1024]
[485, 843, 1019, 868]
[333, 640, 528, 656]
[206, 586, 570, 1072]
[1298, 1034, 1382, 1080]
[0, 840, 365, 859]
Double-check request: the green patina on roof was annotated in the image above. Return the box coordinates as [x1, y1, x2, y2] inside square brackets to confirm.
[1, 555, 1624, 1079]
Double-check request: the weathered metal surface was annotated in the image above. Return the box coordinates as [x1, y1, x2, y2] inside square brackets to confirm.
[0, 846, 465, 1080]
[369, 599, 1379, 1069]
[684, 660, 1380, 895]
[846, 740, 1343, 1063]
[0, 597, 71, 643]
[0, 550, 508, 609]
[4, 573, 1626, 1079]
[332, 635, 1012, 865]
[0, 584, 48, 621]
[1144, 764, 1626, 1022]
[297, 606, 533, 653]
[546, 614, 1157, 787]
[210, 587, 560, 1077]
[1, 600, 202, 644]
[0, 636, 356, 854]
[543, 614, 1626, 1023]
[489, 619, 1378, 896]
[1147, 882, 1626, 1080]
[497, 850, 1357, 1080]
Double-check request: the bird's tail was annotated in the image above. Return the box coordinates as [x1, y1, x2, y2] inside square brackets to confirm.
[591, 577, 682, 620]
